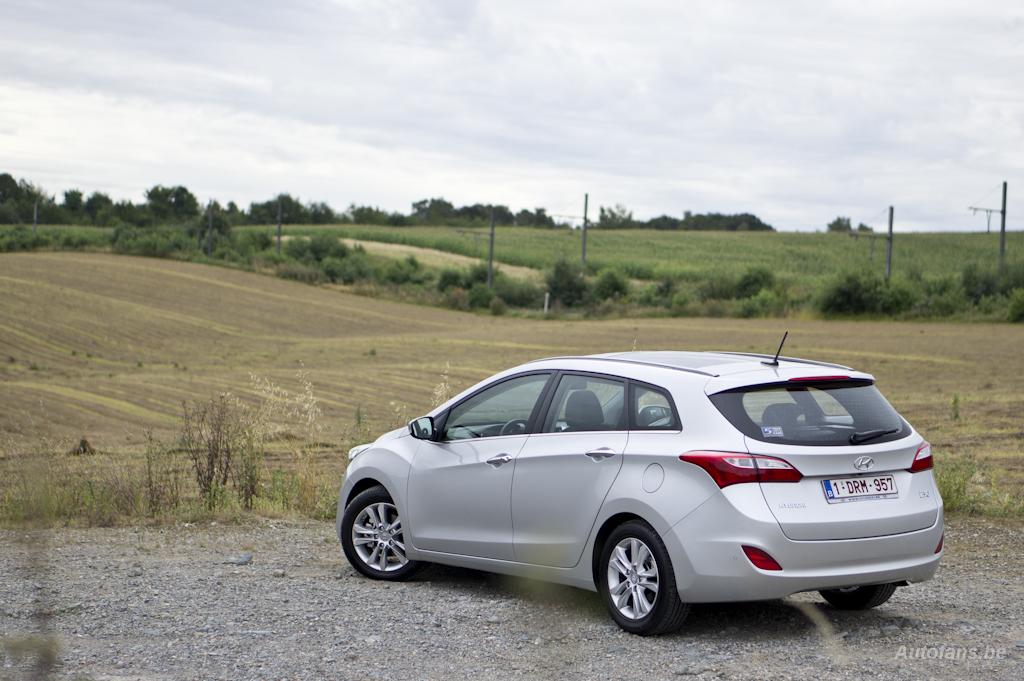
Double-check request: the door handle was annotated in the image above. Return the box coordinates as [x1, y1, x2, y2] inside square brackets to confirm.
[585, 447, 617, 461]
[486, 453, 513, 468]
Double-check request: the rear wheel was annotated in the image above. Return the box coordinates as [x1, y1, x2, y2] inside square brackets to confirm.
[598, 520, 690, 635]
[341, 486, 424, 581]
[819, 583, 897, 610]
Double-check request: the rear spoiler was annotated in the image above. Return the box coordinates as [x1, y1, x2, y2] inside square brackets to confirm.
[704, 369, 875, 396]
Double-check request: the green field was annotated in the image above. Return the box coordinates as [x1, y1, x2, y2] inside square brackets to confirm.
[1, 252, 1022, 522]
[248, 224, 1024, 285]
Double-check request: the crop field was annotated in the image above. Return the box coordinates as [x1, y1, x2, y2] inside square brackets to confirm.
[251, 224, 1024, 284]
[1, 252, 1022, 517]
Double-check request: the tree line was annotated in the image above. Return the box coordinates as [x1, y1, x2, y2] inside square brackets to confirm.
[0, 172, 774, 231]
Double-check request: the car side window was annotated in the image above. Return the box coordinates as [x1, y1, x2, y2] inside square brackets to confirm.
[543, 375, 626, 433]
[442, 374, 550, 441]
[631, 384, 679, 430]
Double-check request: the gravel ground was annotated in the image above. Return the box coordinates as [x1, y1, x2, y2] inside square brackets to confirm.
[2, 516, 1022, 681]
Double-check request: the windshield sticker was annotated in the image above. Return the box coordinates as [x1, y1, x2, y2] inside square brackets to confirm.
[761, 426, 784, 438]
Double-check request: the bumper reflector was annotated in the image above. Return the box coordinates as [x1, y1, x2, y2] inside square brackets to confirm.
[742, 545, 783, 571]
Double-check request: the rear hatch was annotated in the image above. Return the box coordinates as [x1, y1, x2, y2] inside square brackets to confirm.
[709, 377, 939, 540]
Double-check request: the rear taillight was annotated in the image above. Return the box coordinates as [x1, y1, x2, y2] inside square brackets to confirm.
[908, 442, 933, 473]
[935, 533, 944, 554]
[680, 451, 803, 487]
[742, 545, 783, 571]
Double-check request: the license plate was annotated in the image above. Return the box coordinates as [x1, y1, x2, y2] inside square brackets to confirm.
[822, 475, 898, 503]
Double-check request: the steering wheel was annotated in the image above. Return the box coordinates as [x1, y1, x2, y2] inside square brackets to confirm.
[499, 419, 528, 436]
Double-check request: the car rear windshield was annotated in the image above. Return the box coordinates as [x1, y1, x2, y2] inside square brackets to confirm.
[708, 380, 910, 446]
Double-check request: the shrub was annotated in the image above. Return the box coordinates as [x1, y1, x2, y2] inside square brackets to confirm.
[384, 255, 424, 284]
[284, 236, 313, 261]
[697, 273, 738, 301]
[670, 291, 692, 315]
[735, 267, 775, 299]
[468, 282, 493, 308]
[737, 289, 783, 318]
[180, 395, 246, 510]
[818, 272, 917, 316]
[444, 286, 470, 310]
[0, 227, 50, 252]
[493, 276, 543, 307]
[961, 263, 999, 303]
[308, 233, 348, 262]
[437, 268, 463, 291]
[489, 296, 508, 316]
[546, 258, 588, 307]
[334, 254, 375, 284]
[275, 261, 324, 284]
[111, 226, 194, 258]
[321, 256, 347, 283]
[1008, 288, 1024, 322]
[593, 269, 630, 301]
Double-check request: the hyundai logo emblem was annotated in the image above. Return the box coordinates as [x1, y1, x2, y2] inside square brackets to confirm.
[853, 456, 874, 471]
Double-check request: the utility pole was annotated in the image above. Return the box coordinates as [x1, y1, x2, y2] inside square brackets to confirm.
[885, 206, 894, 281]
[32, 200, 38, 235]
[999, 181, 1008, 273]
[487, 205, 495, 288]
[276, 198, 283, 255]
[206, 202, 213, 257]
[581, 193, 589, 267]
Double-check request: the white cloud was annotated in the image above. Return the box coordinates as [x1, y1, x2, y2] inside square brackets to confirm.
[0, 0, 1021, 230]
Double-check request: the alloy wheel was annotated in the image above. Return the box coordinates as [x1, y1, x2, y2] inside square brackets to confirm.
[606, 537, 660, 619]
[351, 502, 408, 572]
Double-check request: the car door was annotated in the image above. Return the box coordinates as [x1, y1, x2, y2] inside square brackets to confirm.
[511, 373, 628, 567]
[407, 372, 553, 561]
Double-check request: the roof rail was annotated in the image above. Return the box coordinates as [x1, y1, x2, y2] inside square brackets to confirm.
[525, 355, 718, 377]
[713, 351, 853, 371]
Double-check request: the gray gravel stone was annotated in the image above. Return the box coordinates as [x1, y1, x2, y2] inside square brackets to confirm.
[1, 517, 1021, 680]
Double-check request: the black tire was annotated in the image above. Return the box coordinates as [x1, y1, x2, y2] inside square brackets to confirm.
[819, 583, 897, 610]
[341, 485, 424, 581]
[597, 520, 690, 635]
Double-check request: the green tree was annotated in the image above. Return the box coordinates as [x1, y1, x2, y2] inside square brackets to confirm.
[827, 216, 852, 232]
[145, 185, 200, 222]
[597, 204, 635, 229]
[63, 189, 84, 214]
[546, 258, 589, 307]
[84, 191, 114, 223]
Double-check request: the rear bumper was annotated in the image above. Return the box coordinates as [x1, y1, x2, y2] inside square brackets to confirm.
[665, 485, 943, 603]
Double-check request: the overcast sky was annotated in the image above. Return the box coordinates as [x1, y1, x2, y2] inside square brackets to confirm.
[1, 0, 1021, 230]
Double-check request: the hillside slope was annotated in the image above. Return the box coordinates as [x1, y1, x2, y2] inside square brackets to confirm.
[1, 253, 1021, 488]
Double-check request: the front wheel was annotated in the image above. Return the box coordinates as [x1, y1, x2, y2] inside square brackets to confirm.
[819, 583, 897, 610]
[598, 520, 690, 635]
[341, 486, 424, 581]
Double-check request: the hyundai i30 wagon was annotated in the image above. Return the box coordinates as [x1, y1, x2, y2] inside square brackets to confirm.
[337, 351, 943, 635]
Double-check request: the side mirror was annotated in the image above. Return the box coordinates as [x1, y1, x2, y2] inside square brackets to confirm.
[409, 416, 436, 441]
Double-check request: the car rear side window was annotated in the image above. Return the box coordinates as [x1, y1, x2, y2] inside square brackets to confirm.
[709, 380, 909, 446]
[543, 375, 626, 433]
[631, 384, 679, 430]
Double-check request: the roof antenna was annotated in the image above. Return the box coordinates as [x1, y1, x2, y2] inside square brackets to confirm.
[762, 331, 788, 367]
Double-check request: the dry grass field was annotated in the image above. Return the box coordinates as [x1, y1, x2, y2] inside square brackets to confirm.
[1, 252, 1022, 517]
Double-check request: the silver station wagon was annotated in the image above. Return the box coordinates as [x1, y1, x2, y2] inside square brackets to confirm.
[337, 351, 943, 635]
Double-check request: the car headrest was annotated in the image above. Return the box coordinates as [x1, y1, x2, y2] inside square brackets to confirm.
[565, 389, 605, 430]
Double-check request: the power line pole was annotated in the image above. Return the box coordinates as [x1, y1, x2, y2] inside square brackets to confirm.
[999, 181, 1008, 273]
[32, 200, 38, 235]
[487, 205, 495, 288]
[276, 198, 283, 256]
[206, 201, 213, 257]
[885, 205, 894, 281]
[581, 193, 589, 267]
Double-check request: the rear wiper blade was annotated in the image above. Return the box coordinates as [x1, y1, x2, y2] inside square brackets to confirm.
[849, 427, 899, 445]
